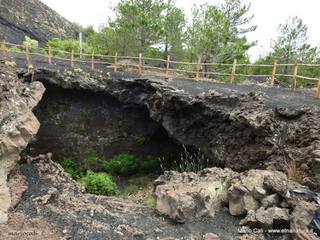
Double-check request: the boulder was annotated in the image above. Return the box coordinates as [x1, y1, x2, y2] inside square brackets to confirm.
[154, 168, 238, 223]
[263, 171, 292, 193]
[239, 210, 257, 226]
[228, 170, 268, 216]
[261, 194, 280, 208]
[228, 169, 303, 217]
[252, 187, 267, 201]
[255, 207, 289, 227]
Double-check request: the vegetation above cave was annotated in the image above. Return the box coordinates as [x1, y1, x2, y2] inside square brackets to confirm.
[26, 0, 320, 85]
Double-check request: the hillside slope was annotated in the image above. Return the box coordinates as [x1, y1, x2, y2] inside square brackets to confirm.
[0, 0, 77, 45]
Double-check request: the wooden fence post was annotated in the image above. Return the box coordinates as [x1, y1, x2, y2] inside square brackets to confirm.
[195, 57, 201, 80]
[91, 52, 95, 70]
[292, 60, 298, 91]
[231, 59, 237, 83]
[114, 52, 118, 72]
[139, 53, 143, 74]
[25, 45, 31, 67]
[271, 60, 277, 86]
[316, 80, 320, 99]
[165, 55, 170, 78]
[48, 46, 52, 64]
[70, 49, 74, 67]
[1, 40, 8, 63]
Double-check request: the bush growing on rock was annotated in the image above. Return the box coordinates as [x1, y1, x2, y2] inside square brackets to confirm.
[80, 171, 118, 195]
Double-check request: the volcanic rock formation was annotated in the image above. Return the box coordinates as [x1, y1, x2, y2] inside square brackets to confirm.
[25, 67, 320, 190]
[0, 63, 45, 223]
[0, 0, 77, 45]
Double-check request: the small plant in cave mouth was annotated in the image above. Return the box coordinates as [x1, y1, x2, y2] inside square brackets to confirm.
[159, 145, 212, 173]
[284, 159, 305, 183]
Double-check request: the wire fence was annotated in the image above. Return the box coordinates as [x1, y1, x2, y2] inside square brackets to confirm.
[1, 40, 320, 99]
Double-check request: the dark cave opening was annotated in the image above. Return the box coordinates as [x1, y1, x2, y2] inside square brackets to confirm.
[25, 82, 185, 166]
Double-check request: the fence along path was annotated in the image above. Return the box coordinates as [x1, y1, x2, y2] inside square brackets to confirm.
[1, 40, 320, 99]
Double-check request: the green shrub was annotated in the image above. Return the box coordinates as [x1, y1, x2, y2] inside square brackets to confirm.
[47, 38, 93, 57]
[103, 154, 160, 176]
[80, 171, 118, 195]
[59, 157, 85, 180]
[103, 154, 140, 176]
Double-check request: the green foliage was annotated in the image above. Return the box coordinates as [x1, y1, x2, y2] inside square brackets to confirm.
[9, 46, 22, 53]
[80, 171, 118, 195]
[112, 0, 166, 54]
[160, 0, 186, 58]
[144, 47, 163, 59]
[271, 16, 317, 64]
[103, 154, 160, 176]
[219, 0, 257, 34]
[45, 0, 259, 73]
[23, 36, 38, 52]
[85, 27, 115, 56]
[144, 195, 155, 208]
[59, 157, 86, 180]
[47, 38, 93, 57]
[254, 16, 320, 86]
[186, 4, 252, 65]
[103, 154, 140, 176]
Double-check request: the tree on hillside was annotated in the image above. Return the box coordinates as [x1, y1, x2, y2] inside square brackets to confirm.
[112, 0, 165, 55]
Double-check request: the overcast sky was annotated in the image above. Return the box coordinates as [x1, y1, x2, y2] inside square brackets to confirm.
[40, 0, 320, 61]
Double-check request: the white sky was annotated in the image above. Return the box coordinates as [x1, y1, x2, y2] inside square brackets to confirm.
[40, 0, 320, 61]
